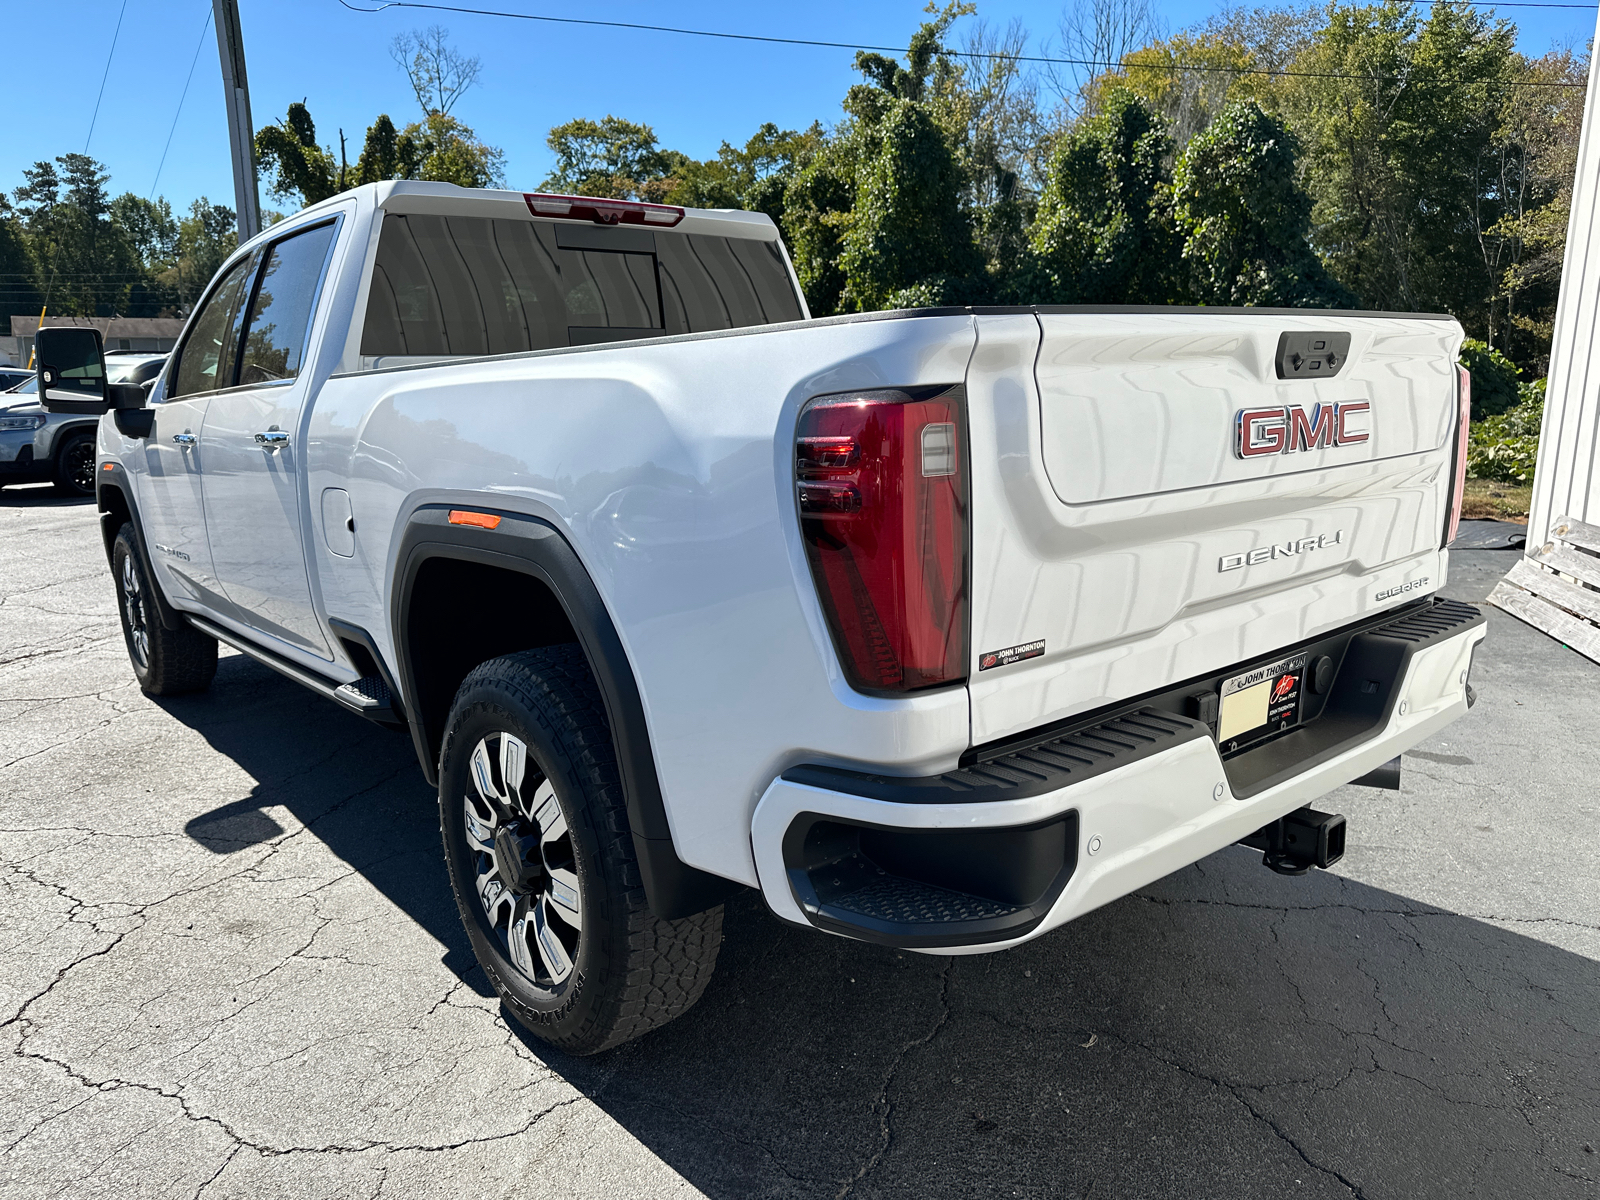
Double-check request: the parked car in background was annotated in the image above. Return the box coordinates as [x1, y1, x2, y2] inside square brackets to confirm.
[0, 352, 165, 495]
[0, 366, 31, 391]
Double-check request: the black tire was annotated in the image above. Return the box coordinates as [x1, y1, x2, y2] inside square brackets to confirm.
[111, 525, 217, 695]
[439, 646, 722, 1055]
[52, 430, 96, 497]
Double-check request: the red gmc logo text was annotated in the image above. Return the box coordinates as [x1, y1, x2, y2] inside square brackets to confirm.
[1235, 402, 1370, 458]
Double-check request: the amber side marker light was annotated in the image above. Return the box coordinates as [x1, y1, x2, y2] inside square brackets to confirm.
[448, 510, 501, 530]
[101, 462, 114, 471]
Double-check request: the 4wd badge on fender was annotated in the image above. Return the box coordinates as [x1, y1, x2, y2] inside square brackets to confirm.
[1235, 402, 1370, 458]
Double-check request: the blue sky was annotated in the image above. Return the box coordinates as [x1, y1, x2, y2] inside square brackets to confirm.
[9, 0, 1598, 218]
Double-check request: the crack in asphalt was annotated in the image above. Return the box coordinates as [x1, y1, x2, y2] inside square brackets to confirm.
[11, 1043, 589, 1159]
[191, 1145, 241, 1199]
[0, 631, 122, 669]
[835, 958, 953, 1200]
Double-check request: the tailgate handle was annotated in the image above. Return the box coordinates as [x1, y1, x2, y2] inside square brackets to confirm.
[1275, 332, 1351, 380]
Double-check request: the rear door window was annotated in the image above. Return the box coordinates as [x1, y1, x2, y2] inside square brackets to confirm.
[238, 222, 338, 386]
[360, 213, 802, 363]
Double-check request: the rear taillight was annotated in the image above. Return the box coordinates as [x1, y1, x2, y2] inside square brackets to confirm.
[796, 386, 969, 694]
[1444, 365, 1471, 547]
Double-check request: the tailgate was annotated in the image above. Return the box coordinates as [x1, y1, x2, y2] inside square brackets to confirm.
[963, 310, 1462, 747]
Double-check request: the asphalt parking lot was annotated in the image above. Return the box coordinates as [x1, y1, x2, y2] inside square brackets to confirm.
[2, 487, 1596, 1199]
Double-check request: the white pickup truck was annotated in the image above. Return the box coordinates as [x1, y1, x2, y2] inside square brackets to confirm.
[37, 181, 1485, 1054]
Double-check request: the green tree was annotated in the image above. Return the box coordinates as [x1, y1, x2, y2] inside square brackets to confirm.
[1171, 100, 1354, 307]
[0, 195, 40, 329]
[781, 151, 856, 316]
[1488, 47, 1588, 373]
[542, 116, 681, 200]
[355, 114, 402, 184]
[397, 113, 505, 188]
[1282, 2, 1518, 325]
[665, 123, 825, 223]
[1024, 88, 1180, 303]
[13, 153, 142, 317]
[262, 102, 504, 206]
[1458, 338, 1521, 420]
[157, 199, 236, 309]
[255, 102, 343, 206]
[779, 4, 985, 315]
[838, 100, 985, 310]
[109, 194, 177, 266]
[109, 194, 180, 315]
[941, 17, 1054, 279]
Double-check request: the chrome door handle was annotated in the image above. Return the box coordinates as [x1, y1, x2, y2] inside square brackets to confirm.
[254, 430, 290, 450]
[172, 433, 196, 446]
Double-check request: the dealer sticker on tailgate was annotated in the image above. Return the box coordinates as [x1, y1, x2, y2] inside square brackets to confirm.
[1218, 654, 1307, 745]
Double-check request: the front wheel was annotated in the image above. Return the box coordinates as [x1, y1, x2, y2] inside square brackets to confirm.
[111, 525, 217, 695]
[439, 646, 722, 1055]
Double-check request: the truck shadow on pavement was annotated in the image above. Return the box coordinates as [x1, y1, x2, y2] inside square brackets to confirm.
[161, 651, 1599, 1200]
[0, 486, 94, 507]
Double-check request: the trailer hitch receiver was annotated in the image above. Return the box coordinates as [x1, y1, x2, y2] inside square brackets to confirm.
[1239, 807, 1346, 876]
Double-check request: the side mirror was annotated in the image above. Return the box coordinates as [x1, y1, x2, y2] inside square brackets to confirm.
[110, 382, 153, 439]
[36, 327, 109, 414]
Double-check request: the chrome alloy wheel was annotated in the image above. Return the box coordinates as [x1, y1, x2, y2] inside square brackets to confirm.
[463, 731, 584, 987]
[119, 551, 150, 670]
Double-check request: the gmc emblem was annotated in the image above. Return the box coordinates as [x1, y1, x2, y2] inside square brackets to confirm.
[1235, 402, 1370, 458]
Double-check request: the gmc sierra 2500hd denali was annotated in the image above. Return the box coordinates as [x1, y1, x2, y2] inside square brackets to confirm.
[37, 181, 1485, 1054]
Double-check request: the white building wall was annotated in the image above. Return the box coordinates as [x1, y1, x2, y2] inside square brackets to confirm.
[1528, 10, 1600, 542]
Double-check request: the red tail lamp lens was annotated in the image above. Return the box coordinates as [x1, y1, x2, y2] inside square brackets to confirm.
[796, 387, 969, 693]
[1445, 366, 1471, 547]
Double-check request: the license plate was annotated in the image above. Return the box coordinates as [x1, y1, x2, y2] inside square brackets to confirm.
[1218, 654, 1307, 747]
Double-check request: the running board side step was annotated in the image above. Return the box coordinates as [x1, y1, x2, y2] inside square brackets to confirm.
[184, 615, 401, 725]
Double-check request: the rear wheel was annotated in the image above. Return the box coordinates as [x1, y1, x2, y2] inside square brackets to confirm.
[439, 646, 722, 1055]
[52, 431, 96, 497]
[111, 525, 217, 695]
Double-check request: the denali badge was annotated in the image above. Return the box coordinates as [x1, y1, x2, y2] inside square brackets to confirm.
[979, 640, 1045, 670]
[1220, 530, 1344, 572]
[1235, 402, 1370, 458]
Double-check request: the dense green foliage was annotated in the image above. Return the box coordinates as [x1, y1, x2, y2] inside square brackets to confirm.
[1459, 339, 1524, 420]
[536, 0, 1580, 373]
[0, 153, 238, 325]
[1469, 380, 1544, 482]
[1170, 101, 1354, 307]
[1026, 89, 1177, 304]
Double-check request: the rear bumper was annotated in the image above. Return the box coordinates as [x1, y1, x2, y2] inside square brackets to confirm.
[752, 599, 1486, 953]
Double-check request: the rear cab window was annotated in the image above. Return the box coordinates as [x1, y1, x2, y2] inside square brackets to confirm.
[358, 206, 804, 368]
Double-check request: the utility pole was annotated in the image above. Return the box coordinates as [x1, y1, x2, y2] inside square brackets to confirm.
[213, 0, 261, 243]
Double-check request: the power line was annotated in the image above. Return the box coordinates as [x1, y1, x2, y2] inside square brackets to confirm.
[151, 5, 217, 201]
[84, 0, 131, 154]
[337, 0, 1593, 87]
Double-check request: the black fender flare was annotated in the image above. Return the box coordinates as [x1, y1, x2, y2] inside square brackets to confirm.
[392, 504, 739, 920]
[97, 461, 184, 632]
